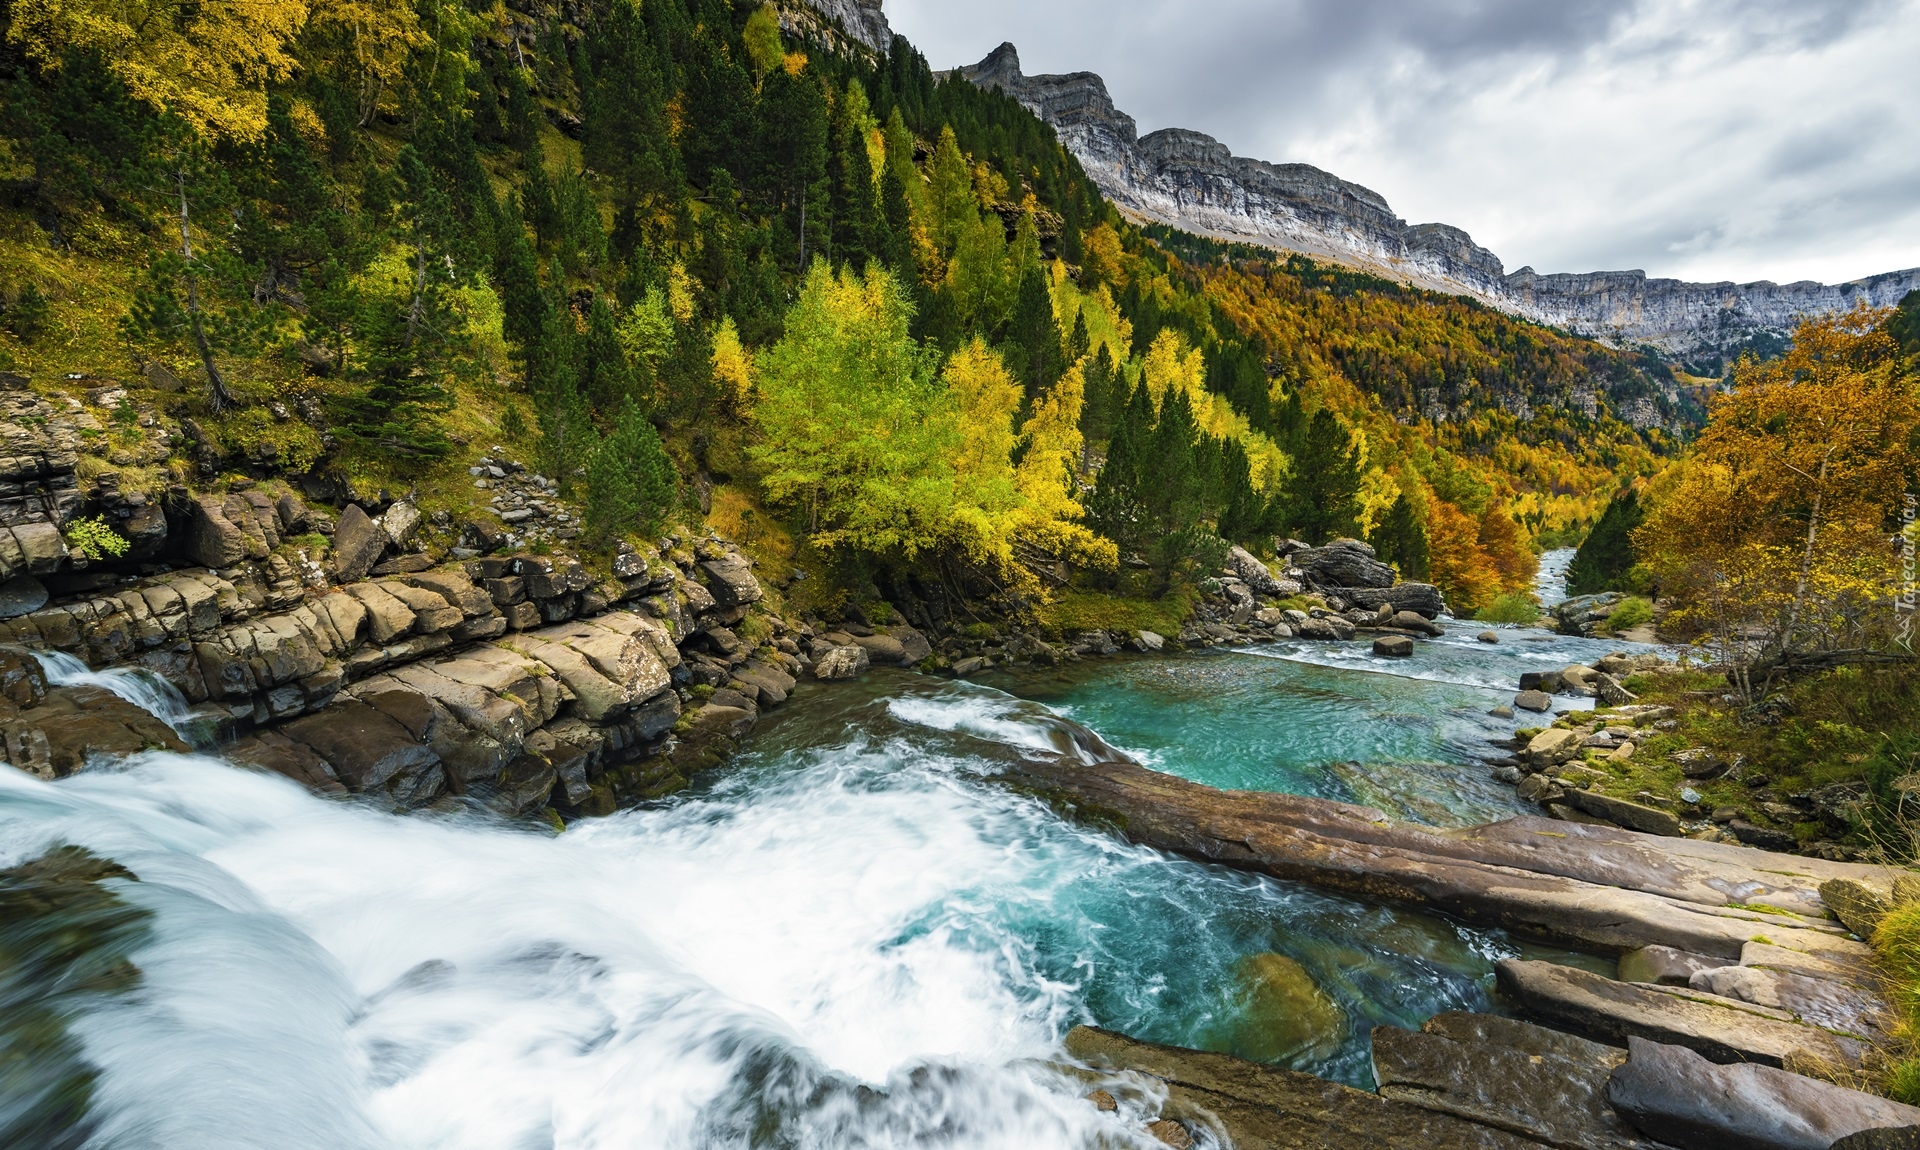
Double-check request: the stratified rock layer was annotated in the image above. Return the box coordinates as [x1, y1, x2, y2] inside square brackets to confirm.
[953, 42, 1920, 364]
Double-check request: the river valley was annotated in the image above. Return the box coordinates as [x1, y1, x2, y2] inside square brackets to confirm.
[0, 554, 1705, 1149]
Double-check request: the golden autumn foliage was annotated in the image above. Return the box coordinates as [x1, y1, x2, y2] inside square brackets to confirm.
[8, 0, 309, 140]
[1636, 308, 1919, 674]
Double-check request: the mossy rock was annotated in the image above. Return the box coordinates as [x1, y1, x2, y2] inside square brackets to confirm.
[1224, 952, 1345, 1064]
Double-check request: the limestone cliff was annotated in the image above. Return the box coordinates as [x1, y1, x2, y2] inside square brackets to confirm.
[955, 43, 1920, 362]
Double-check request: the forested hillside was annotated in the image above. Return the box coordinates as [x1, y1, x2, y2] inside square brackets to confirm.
[0, 0, 1697, 620]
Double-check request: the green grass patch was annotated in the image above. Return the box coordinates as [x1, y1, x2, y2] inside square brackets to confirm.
[1600, 596, 1654, 632]
[1474, 592, 1542, 624]
[1038, 586, 1195, 637]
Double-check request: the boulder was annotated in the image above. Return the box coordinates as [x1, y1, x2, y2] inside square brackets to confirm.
[0, 574, 48, 619]
[1371, 1020, 1660, 1150]
[1607, 1036, 1920, 1150]
[1618, 945, 1724, 987]
[950, 656, 986, 677]
[812, 644, 869, 680]
[1226, 544, 1286, 595]
[1688, 964, 1890, 1040]
[1524, 728, 1582, 767]
[1294, 538, 1396, 589]
[1478, 630, 1500, 644]
[1340, 582, 1451, 619]
[1514, 689, 1554, 713]
[183, 495, 250, 568]
[1820, 877, 1892, 938]
[885, 625, 932, 664]
[1373, 635, 1414, 658]
[1229, 953, 1345, 1062]
[1593, 673, 1637, 707]
[330, 504, 386, 582]
[277, 699, 438, 793]
[376, 499, 421, 548]
[697, 555, 762, 608]
[1391, 610, 1444, 637]
[853, 632, 910, 665]
[1567, 791, 1682, 837]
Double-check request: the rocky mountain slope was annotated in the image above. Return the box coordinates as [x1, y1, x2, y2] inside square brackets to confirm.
[953, 42, 1920, 365]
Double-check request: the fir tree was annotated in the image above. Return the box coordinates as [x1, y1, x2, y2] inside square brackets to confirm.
[1006, 262, 1064, 410]
[1276, 408, 1363, 543]
[1566, 487, 1643, 595]
[585, 400, 677, 544]
[1369, 492, 1430, 580]
[1089, 379, 1152, 553]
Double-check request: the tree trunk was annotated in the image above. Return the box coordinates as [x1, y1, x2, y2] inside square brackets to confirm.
[1779, 447, 1834, 660]
[178, 170, 239, 413]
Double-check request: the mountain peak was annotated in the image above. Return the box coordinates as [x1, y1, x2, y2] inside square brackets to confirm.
[954, 45, 1920, 362]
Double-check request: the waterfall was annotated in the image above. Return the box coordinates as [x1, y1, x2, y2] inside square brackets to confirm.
[0, 672, 1536, 1148]
[30, 649, 199, 737]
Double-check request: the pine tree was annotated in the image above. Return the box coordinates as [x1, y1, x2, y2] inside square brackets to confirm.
[1214, 437, 1266, 546]
[1006, 262, 1064, 410]
[1566, 487, 1643, 594]
[580, 294, 636, 409]
[584, 400, 678, 544]
[1277, 408, 1362, 543]
[327, 146, 464, 459]
[1089, 378, 1152, 553]
[1139, 387, 1219, 593]
[1369, 492, 1430, 580]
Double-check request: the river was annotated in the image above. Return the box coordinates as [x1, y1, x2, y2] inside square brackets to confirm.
[2, 551, 1667, 1149]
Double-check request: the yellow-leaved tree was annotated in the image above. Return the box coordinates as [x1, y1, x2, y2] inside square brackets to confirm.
[1636, 307, 1919, 694]
[8, 0, 309, 140]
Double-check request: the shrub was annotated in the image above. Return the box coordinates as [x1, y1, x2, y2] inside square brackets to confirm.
[1602, 596, 1654, 633]
[64, 515, 129, 560]
[1474, 592, 1541, 624]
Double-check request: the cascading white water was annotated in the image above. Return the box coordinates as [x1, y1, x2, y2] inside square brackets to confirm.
[30, 649, 199, 736]
[2, 668, 1550, 1149]
[1, 746, 1153, 1149]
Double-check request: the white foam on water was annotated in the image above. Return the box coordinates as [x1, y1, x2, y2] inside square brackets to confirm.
[31, 648, 198, 735]
[0, 747, 1153, 1150]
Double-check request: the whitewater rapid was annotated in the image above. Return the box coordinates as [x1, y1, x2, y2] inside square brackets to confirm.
[3, 668, 1580, 1149]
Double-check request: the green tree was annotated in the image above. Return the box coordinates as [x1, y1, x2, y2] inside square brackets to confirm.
[1369, 492, 1430, 580]
[584, 400, 677, 544]
[749, 261, 956, 556]
[1277, 408, 1362, 542]
[1566, 487, 1643, 595]
[1006, 261, 1064, 411]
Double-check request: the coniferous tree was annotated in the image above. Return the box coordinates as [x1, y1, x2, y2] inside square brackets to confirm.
[580, 294, 636, 409]
[1566, 487, 1643, 594]
[1089, 378, 1152, 553]
[585, 400, 677, 544]
[328, 146, 464, 459]
[1214, 438, 1266, 546]
[1006, 262, 1064, 409]
[1277, 408, 1363, 542]
[1140, 387, 1219, 593]
[1369, 492, 1430, 580]
[1078, 343, 1117, 458]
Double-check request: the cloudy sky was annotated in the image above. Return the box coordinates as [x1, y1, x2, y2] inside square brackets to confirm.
[885, 0, 1920, 285]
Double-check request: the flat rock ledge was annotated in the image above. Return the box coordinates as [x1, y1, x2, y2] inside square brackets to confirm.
[1064, 1025, 1547, 1149]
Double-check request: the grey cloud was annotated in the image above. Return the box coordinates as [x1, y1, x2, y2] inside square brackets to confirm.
[886, 0, 1920, 281]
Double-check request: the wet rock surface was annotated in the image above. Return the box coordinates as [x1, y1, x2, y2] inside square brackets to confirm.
[1606, 1036, 1920, 1150]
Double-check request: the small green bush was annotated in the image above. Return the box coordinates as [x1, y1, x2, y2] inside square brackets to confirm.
[1602, 596, 1654, 632]
[65, 515, 130, 559]
[1474, 592, 1541, 624]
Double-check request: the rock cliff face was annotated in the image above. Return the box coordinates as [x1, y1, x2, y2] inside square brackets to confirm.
[783, 0, 892, 56]
[956, 43, 1920, 362]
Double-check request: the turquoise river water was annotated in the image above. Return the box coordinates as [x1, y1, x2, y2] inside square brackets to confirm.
[0, 556, 1667, 1149]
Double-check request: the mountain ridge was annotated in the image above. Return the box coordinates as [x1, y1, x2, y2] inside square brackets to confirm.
[951, 40, 1920, 367]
